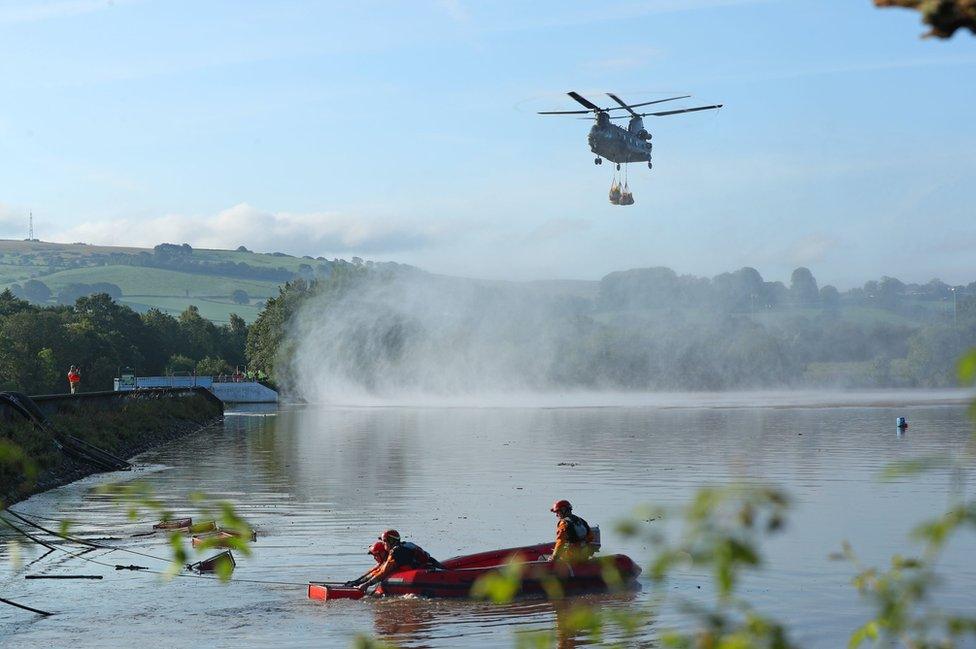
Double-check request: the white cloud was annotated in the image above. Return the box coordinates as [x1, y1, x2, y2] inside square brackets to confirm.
[0, 203, 28, 236]
[51, 203, 450, 256]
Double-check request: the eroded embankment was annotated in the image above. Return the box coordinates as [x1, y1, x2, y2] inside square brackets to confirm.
[0, 388, 223, 506]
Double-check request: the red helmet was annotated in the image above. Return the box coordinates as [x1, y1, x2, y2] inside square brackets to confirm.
[550, 499, 572, 513]
[368, 541, 387, 559]
[380, 529, 401, 544]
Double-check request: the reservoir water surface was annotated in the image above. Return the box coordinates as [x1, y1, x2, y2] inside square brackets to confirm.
[2, 392, 974, 647]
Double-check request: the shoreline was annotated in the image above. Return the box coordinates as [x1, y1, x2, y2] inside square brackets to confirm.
[1, 389, 224, 508]
[288, 388, 976, 411]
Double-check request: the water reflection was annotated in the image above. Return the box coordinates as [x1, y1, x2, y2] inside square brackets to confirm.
[370, 591, 647, 648]
[1, 400, 973, 648]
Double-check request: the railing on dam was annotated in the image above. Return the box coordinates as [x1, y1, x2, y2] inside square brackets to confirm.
[112, 376, 278, 404]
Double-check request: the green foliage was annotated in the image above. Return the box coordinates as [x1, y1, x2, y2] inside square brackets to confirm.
[165, 354, 196, 374]
[0, 392, 219, 501]
[0, 293, 249, 394]
[196, 356, 231, 376]
[0, 440, 37, 508]
[21, 279, 51, 303]
[470, 558, 527, 603]
[349, 636, 398, 649]
[959, 348, 976, 385]
[874, 0, 976, 38]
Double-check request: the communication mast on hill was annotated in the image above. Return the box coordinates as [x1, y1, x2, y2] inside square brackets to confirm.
[28, 211, 34, 241]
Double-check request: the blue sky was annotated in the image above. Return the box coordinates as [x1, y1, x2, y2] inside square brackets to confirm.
[1, 0, 974, 288]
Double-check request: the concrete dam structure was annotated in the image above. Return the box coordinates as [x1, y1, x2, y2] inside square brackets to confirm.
[113, 375, 278, 404]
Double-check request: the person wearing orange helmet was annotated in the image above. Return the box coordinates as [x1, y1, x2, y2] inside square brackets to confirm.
[550, 499, 595, 563]
[358, 529, 443, 592]
[345, 541, 389, 587]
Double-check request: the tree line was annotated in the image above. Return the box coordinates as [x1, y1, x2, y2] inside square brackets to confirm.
[0, 291, 247, 395]
[244, 265, 976, 392]
[3, 261, 974, 395]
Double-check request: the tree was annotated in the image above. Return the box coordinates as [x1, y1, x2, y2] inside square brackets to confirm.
[22, 279, 51, 303]
[877, 276, 906, 310]
[178, 305, 220, 360]
[221, 314, 248, 367]
[56, 283, 96, 304]
[820, 285, 841, 310]
[90, 282, 122, 299]
[165, 354, 196, 374]
[231, 289, 250, 305]
[0, 289, 31, 317]
[141, 308, 182, 373]
[875, 0, 976, 38]
[789, 267, 819, 306]
[196, 356, 231, 376]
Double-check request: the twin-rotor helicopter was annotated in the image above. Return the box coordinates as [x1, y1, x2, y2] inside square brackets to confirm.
[538, 91, 722, 205]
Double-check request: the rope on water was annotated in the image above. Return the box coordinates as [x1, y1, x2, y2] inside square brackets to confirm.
[2, 514, 310, 587]
[0, 596, 53, 616]
[4, 509, 171, 564]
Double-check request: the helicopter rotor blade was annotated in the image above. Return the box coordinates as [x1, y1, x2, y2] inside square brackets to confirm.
[567, 91, 602, 111]
[540, 93, 701, 116]
[643, 104, 723, 117]
[606, 93, 639, 117]
[618, 95, 691, 110]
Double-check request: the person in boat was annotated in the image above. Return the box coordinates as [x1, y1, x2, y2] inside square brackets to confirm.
[345, 541, 388, 587]
[550, 499, 595, 563]
[357, 529, 444, 591]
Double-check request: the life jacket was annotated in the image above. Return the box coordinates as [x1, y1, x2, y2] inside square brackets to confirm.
[560, 513, 591, 545]
[390, 541, 434, 569]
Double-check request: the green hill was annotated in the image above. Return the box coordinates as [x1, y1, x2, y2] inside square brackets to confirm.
[0, 239, 334, 323]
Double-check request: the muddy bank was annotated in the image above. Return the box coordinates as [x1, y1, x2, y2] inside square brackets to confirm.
[0, 388, 223, 506]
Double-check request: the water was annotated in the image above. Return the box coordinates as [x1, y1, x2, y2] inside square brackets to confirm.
[2, 393, 975, 648]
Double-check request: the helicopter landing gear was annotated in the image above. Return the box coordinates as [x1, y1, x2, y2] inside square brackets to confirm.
[594, 157, 602, 165]
[616, 163, 621, 171]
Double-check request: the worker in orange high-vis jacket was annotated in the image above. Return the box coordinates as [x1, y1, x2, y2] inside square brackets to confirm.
[549, 499, 595, 563]
[345, 541, 388, 587]
[67, 366, 81, 394]
[358, 529, 444, 592]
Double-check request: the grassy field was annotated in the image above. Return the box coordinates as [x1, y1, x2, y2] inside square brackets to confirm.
[0, 240, 293, 322]
[38, 265, 281, 298]
[120, 296, 263, 323]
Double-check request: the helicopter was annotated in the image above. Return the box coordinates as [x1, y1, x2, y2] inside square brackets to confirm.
[538, 91, 723, 170]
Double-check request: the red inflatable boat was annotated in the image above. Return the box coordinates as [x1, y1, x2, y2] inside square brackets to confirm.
[308, 542, 641, 601]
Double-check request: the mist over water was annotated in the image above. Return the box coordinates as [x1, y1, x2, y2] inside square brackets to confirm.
[286, 272, 583, 403]
[282, 269, 973, 406]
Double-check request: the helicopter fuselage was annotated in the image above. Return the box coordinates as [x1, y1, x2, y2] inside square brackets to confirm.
[588, 114, 652, 164]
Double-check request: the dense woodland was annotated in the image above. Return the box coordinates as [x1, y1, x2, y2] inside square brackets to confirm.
[2, 261, 974, 395]
[0, 291, 246, 395]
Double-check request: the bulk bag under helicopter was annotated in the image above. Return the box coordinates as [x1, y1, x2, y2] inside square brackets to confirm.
[619, 181, 634, 205]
